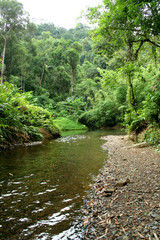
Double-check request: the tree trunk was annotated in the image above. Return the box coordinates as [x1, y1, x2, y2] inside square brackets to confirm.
[1, 37, 7, 84]
[20, 61, 23, 92]
[40, 62, 45, 87]
[71, 68, 75, 96]
[127, 36, 137, 112]
[128, 73, 136, 112]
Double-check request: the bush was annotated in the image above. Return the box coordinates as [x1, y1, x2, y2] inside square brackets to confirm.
[142, 125, 160, 150]
[0, 83, 60, 147]
[55, 97, 87, 120]
[142, 91, 160, 125]
[53, 117, 87, 131]
[79, 99, 120, 128]
[22, 125, 44, 141]
[124, 89, 160, 135]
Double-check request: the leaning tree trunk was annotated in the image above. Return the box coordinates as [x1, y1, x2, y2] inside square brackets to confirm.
[1, 37, 7, 84]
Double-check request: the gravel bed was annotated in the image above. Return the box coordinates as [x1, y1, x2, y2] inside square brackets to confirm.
[83, 135, 160, 240]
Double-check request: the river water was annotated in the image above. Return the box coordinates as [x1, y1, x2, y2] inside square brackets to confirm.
[0, 129, 121, 239]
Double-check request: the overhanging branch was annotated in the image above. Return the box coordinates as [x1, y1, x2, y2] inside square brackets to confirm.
[134, 38, 160, 60]
[147, 39, 160, 48]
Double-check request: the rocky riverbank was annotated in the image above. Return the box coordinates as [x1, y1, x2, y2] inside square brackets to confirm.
[83, 135, 160, 240]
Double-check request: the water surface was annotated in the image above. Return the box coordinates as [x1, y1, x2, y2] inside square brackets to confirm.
[0, 129, 122, 239]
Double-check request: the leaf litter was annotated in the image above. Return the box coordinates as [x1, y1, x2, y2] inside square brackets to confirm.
[82, 135, 160, 240]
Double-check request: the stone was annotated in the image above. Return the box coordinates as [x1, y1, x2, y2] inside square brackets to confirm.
[115, 178, 130, 187]
[151, 213, 160, 219]
[122, 236, 129, 240]
[104, 188, 116, 193]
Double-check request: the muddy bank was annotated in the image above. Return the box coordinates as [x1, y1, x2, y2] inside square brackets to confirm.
[83, 135, 160, 240]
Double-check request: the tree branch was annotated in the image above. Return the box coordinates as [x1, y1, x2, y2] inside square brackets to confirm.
[134, 38, 160, 60]
[135, 40, 144, 60]
[147, 39, 160, 48]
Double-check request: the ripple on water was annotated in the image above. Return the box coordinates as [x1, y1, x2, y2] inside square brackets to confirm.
[56, 135, 86, 143]
[51, 225, 82, 240]
[62, 198, 72, 203]
[34, 187, 57, 196]
[27, 204, 74, 231]
[32, 207, 46, 214]
[0, 130, 115, 239]
[19, 218, 30, 222]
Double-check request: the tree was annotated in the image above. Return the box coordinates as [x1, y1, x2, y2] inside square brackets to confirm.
[87, 0, 160, 110]
[31, 31, 55, 87]
[12, 40, 30, 91]
[0, 0, 28, 84]
[66, 48, 79, 96]
[89, 0, 160, 57]
[66, 42, 82, 96]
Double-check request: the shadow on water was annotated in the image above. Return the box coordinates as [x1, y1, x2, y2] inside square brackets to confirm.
[0, 129, 123, 239]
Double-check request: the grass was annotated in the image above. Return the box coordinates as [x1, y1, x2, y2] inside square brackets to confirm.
[53, 117, 88, 131]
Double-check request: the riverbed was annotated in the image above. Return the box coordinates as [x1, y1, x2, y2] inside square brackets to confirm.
[0, 129, 122, 239]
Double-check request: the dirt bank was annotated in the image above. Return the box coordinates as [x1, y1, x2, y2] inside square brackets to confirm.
[83, 135, 160, 240]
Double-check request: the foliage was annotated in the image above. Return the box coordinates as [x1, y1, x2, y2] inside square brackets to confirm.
[53, 117, 88, 131]
[79, 98, 120, 129]
[22, 125, 43, 141]
[124, 63, 160, 135]
[54, 97, 88, 120]
[0, 82, 22, 127]
[34, 89, 55, 112]
[0, 0, 160, 148]
[144, 126, 160, 148]
[0, 83, 60, 147]
[83, 0, 160, 145]
[0, 0, 29, 83]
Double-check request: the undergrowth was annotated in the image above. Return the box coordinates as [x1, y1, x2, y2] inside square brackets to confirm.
[0, 83, 60, 148]
[53, 117, 88, 131]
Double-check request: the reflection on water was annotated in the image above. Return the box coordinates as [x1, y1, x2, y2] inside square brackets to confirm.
[0, 129, 122, 239]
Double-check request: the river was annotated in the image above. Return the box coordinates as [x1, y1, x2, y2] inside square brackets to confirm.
[0, 129, 122, 239]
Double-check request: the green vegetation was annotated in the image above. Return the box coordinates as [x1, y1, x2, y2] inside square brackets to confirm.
[53, 117, 87, 131]
[0, 83, 60, 149]
[0, 0, 160, 149]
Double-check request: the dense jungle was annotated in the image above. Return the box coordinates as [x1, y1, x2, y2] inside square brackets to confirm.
[0, 0, 160, 149]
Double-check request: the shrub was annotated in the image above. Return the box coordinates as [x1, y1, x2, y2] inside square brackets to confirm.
[55, 97, 87, 120]
[79, 99, 120, 128]
[0, 83, 60, 147]
[53, 117, 87, 131]
[144, 126, 160, 147]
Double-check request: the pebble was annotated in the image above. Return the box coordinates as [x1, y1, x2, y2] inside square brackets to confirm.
[151, 213, 160, 219]
[83, 135, 160, 240]
[151, 226, 159, 230]
[122, 236, 129, 240]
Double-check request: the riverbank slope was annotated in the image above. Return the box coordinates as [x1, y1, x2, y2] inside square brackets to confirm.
[84, 135, 160, 240]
